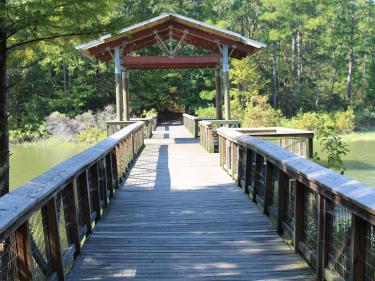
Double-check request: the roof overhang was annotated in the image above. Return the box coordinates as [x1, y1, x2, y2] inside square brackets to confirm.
[76, 13, 266, 62]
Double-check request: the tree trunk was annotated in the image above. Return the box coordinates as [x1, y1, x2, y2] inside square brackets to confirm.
[347, 12, 355, 102]
[291, 31, 297, 75]
[347, 33, 354, 102]
[272, 41, 278, 108]
[297, 31, 303, 78]
[0, 0, 9, 197]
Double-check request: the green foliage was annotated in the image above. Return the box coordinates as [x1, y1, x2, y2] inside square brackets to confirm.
[314, 118, 349, 174]
[4, 0, 374, 143]
[9, 123, 47, 143]
[335, 108, 355, 134]
[141, 108, 157, 117]
[282, 109, 355, 134]
[242, 95, 283, 127]
[75, 126, 106, 144]
[195, 106, 217, 118]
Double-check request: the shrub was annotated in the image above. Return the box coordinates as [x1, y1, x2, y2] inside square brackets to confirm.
[96, 105, 116, 130]
[142, 108, 157, 117]
[242, 95, 283, 127]
[281, 109, 355, 134]
[355, 108, 375, 130]
[75, 126, 106, 144]
[195, 106, 217, 118]
[335, 107, 355, 134]
[314, 117, 349, 174]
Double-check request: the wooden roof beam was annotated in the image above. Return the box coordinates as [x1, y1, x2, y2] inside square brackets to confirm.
[122, 55, 221, 70]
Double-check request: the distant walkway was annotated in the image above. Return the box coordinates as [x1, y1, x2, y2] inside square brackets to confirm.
[68, 123, 314, 280]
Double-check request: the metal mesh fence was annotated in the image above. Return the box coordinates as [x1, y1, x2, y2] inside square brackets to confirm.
[29, 210, 50, 280]
[0, 236, 19, 281]
[284, 178, 296, 228]
[302, 188, 318, 255]
[256, 156, 266, 200]
[269, 168, 279, 211]
[326, 202, 352, 280]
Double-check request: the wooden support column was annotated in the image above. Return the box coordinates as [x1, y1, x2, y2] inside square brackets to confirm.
[351, 214, 366, 281]
[114, 47, 123, 121]
[15, 222, 33, 281]
[222, 44, 231, 120]
[215, 68, 223, 120]
[122, 68, 130, 121]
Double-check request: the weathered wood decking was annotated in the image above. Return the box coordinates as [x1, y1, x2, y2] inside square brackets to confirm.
[67, 123, 314, 280]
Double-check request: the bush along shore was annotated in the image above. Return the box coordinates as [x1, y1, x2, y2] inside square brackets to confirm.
[10, 105, 116, 144]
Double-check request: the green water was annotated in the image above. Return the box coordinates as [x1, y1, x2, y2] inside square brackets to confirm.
[315, 131, 375, 187]
[8, 132, 375, 191]
[10, 140, 88, 190]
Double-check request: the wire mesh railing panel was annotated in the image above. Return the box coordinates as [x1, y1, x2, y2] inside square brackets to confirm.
[365, 224, 375, 281]
[269, 168, 279, 211]
[56, 193, 70, 254]
[87, 168, 95, 216]
[261, 137, 308, 158]
[98, 159, 107, 205]
[0, 236, 19, 281]
[326, 202, 352, 280]
[75, 176, 84, 228]
[284, 178, 296, 228]
[29, 210, 50, 280]
[256, 156, 266, 200]
[248, 151, 256, 195]
[302, 188, 318, 255]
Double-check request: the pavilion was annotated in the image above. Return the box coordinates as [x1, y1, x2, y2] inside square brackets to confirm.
[76, 13, 266, 121]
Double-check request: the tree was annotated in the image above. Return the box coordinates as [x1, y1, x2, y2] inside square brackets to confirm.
[0, 0, 119, 196]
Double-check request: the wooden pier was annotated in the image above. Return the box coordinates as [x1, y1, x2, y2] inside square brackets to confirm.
[67, 124, 314, 280]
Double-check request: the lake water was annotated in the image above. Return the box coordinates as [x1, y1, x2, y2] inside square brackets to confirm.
[9, 132, 375, 190]
[10, 140, 88, 190]
[315, 131, 375, 187]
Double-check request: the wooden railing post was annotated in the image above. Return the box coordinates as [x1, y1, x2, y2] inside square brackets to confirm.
[277, 170, 287, 235]
[99, 159, 109, 209]
[63, 181, 81, 256]
[91, 164, 101, 221]
[293, 181, 304, 253]
[253, 153, 262, 203]
[317, 195, 329, 280]
[44, 198, 65, 281]
[106, 153, 114, 197]
[263, 161, 274, 214]
[351, 214, 366, 281]
[80, 170, 92, 234]
[15, 222, 33, 281]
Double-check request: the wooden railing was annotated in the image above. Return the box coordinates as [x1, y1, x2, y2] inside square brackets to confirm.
[182, 113, 215, 138]
[201, 125, 314, 157]
[217, 127, 375, 281]
[199, 120, 241, 153]
[106, 115, 157, 138]
[0, 122, 144, 281]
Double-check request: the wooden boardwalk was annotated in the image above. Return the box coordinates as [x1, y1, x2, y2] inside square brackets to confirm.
[68, 123, 314, 281]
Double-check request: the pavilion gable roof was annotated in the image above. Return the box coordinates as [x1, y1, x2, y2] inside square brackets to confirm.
[76, 13, 266, 61]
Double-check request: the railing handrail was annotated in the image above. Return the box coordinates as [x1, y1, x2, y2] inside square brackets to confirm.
[217, 126, 375, 223]
[199, 120, 241, 128]
[0, 121, 144, 241]
[182, 113, 216, 121]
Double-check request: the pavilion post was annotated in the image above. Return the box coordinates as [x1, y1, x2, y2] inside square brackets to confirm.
[122, 68, 130, 121]
[114, 47, 123, 121]
[222, 44, 231, 120]
[215, 68, 223, 120]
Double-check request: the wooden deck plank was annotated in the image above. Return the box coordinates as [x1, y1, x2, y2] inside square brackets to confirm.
[67, 123, 314, 280]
